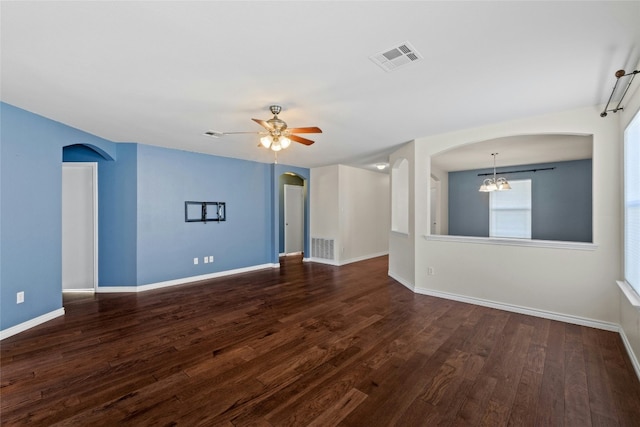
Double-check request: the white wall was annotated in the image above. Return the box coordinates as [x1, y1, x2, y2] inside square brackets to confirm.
[339, 165, 389, 263]
[430, 163, 448, 235]
[618, 62, 640, 374]
[390, 103, 621, 334]
[388, 142, 416, 288]
[310, 164, 389, 265]
[310, 165, 341, 257]
[408, 106, 621, 329]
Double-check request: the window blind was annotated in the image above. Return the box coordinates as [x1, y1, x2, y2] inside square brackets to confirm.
[490, 179, 532, 239]
[624, 110, 640, 294]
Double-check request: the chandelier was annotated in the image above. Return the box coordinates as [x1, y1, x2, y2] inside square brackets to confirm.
[479, 153, 511, 192]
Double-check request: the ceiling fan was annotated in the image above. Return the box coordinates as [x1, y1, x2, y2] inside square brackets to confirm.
[205, 105, 322, 152]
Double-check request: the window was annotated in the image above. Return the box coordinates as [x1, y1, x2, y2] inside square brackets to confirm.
[624, 110, 640, 295]
[490, 179, 531, 238]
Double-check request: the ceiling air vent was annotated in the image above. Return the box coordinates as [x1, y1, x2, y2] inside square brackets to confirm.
[370, 41, 422, 72]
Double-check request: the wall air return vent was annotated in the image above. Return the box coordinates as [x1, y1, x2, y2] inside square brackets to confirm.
[312, 238, 335, 260]
[370, 41, 422, 72]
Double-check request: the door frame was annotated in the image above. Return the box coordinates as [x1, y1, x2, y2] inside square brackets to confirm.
[62, 162, 98, 292]
[283, 184, 304, 255]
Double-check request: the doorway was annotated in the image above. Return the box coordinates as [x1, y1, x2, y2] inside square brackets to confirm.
[62, 162, 97, 292]
[284, 184, 304, 254]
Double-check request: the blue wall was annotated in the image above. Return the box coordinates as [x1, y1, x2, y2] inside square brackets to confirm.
[1, 103, 117, 330]
[2, 102, 309, 333]
[135, 144, 274, 285]
[448, 159, 592, 242]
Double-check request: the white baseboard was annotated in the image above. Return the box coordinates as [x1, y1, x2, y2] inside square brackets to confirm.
[619, 327, 640, 381]
[307, 257, 340, 266]
[308, 251, 389, 267]
[411, 286, 639, 381]
[97, 263, 280, 293]
[413, 286, 620, 332]
[1, 308, 65, 340]
[388, 270, 414, 292]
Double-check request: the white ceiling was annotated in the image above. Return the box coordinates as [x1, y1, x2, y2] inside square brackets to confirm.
[1, 1, 639, 172]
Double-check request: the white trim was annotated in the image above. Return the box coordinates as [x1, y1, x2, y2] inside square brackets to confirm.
[424, 234, 598, 251]
[0, 308, 65, 340]
[388, 270, 414, 292]
[307, 251, 388, 267]
[390, 230, 409, 237]
[617, 280, 640, 309]
[339, 251, 389, 266]
[96, 263, 279, 293]
[307, 257, 340, 266]
[413, 286, 619, 331]
[62, 288, 95, 293]
[410, 284, 639, 382]
[619, 327, 640, 381]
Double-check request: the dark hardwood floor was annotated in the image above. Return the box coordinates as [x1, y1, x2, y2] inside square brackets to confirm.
[2, 255, 640, 426]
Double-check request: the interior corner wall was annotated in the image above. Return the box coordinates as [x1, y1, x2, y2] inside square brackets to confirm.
[338, 165, 389, 263]
[413, 106, 622, 326]
[310, 165, 340, 262]
[388, 141, 416, 288]
[98, 143, 138, 286]
[0, 103, 117, 332]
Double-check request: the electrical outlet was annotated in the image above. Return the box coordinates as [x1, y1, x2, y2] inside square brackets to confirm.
[193, 257, 199, 265]
[209, 256, 214, 263]
[17, 291, 24, 304]
[427, 267, 435, 276]
[204, 257, 209, 264]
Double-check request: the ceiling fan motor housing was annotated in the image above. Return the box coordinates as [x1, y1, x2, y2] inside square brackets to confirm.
[269, 105, 282, 115]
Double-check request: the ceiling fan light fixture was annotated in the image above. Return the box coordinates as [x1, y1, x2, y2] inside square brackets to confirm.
[260, 136, 272, 149]
[280, 136, 291, 149]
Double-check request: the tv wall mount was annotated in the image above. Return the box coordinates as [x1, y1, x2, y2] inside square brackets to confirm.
[185, 201, 226, 223]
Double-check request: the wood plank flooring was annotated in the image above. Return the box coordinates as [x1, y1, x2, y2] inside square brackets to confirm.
[2, 255, 640, 426]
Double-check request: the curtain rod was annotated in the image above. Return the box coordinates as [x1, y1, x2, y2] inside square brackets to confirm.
[601, 69, 639, 117]
[477, 167, 555, 177]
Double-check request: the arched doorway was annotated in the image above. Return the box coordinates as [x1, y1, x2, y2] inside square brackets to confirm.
[279, 172, 305, 257]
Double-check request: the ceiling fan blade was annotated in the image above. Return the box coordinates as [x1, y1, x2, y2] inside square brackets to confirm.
[252, 118, 274, 130]
[204, 130, 262, 138]
[289, 134, 315, 146]
[287, 126, 322, 134]
[222, 131, 263, 135]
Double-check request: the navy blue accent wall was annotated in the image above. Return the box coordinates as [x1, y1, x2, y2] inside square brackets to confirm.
[448, 159, 592, 242]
